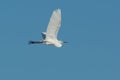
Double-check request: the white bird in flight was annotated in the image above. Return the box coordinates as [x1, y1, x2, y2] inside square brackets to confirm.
[29, 9, 67, 47]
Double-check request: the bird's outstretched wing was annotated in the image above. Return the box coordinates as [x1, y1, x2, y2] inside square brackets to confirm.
[46, 9, 61, 40]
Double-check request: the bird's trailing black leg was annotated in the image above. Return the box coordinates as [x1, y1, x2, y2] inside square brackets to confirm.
[29, 41, 35, 44]
[28, 40, 43, 44]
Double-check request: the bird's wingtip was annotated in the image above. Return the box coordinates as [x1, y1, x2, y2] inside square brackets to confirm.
[56, 8, 61, 11]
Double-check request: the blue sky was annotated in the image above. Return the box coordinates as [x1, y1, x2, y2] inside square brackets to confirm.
[0, 0, 120, 80]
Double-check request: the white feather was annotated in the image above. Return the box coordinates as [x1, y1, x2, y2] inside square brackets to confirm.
[45, 9, 61, 40]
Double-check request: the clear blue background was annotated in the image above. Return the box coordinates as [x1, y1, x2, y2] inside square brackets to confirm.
[0, 0, 120, 80]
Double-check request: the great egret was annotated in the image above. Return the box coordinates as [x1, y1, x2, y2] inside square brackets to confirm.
[29, 9, 67, 47]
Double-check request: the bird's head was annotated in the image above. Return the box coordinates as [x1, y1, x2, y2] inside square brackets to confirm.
[59, 41, 68, 44]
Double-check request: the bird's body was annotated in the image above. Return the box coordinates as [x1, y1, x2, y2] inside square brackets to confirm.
[42, 39, 62, 47]
[29, 9, 67, 47]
